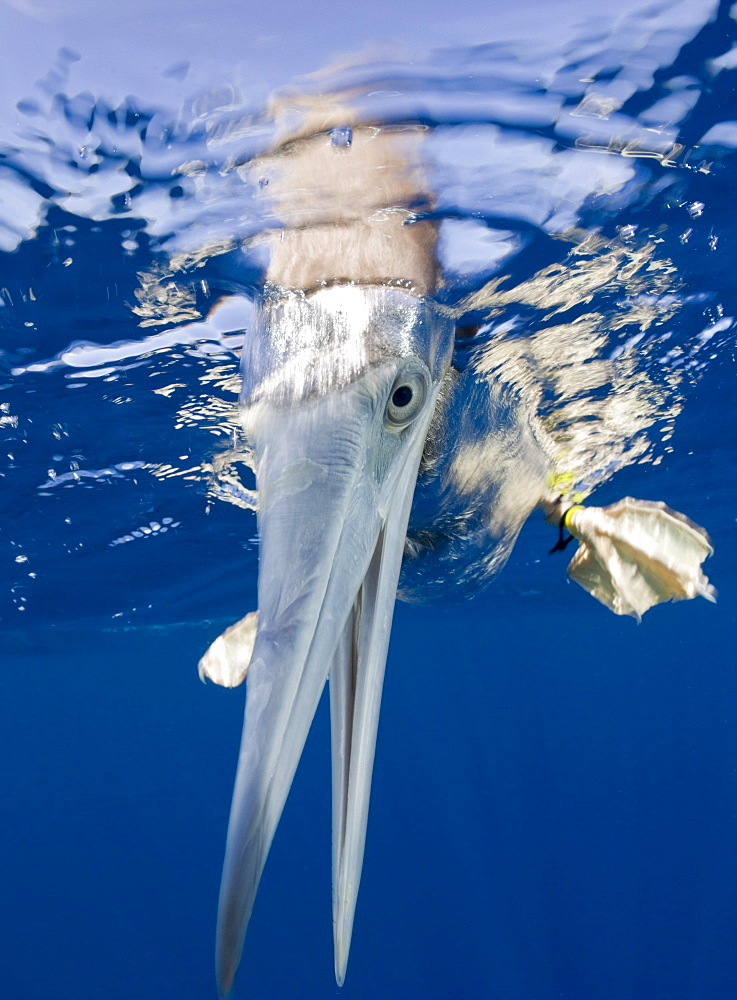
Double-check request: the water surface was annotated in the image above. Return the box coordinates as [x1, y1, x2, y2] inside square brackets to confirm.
[1, 1, 736, 998]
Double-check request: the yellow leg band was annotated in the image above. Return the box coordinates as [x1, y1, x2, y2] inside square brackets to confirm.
[563, 504, 586, 536]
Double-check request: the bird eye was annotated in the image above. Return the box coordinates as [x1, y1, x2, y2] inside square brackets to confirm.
[385, 368, 429, 429]
[392, 384, 413, 408]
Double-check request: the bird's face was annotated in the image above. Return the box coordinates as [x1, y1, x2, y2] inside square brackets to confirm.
[241, 284, 453, 654]
[215, 283, 453, 995]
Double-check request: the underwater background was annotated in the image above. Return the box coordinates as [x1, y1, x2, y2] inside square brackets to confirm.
[2, 0, 737, 997]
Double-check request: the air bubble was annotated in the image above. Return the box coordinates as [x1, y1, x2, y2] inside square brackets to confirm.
[330, 126, 353, 148]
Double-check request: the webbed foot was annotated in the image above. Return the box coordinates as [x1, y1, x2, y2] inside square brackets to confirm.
[554, 498, 716, 620]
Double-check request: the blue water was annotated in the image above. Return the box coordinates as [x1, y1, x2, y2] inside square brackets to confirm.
[2, 1, 737, 997]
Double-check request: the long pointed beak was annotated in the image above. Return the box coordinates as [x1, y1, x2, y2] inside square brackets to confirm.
[215, 361, 437, 997]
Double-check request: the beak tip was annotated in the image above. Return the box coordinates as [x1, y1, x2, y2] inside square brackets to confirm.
[216, 949, 238, 1000]
[216, 975, 233, 1000]
[334, 949, 348, 988]
[333, 899, 356, 988]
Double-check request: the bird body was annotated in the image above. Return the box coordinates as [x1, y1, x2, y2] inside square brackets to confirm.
[200, 95, 715, 997]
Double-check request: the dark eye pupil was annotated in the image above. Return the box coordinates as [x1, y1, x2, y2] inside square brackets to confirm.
[392, 385, 413, 407]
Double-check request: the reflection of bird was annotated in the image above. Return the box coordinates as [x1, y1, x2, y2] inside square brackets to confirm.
[200, 98, 715, 997]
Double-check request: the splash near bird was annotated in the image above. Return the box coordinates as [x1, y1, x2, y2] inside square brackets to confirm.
[199, 89, 716, 997]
